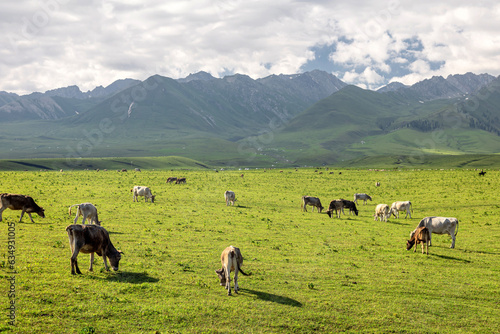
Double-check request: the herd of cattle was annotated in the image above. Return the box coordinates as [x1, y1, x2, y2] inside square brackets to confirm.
[300, 191, 459, 255]
[0, 176, 459, 296]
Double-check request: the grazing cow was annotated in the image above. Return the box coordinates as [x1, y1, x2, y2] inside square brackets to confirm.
[354, 193, 372, 205]
[0, 193, 45, 223]
[410, 217, 459, 248]
[224, 191, 237, 206]
[131, 186, 155, 203]
[134, 168, 141, 172]
[406, 226, 430, 255]
[301, 196, 324, 213]
[69, 203, 101, 225]
[176, 177, 187, 184]
[66, 224, 122, 275]
[215, 246, 249, 296]
[166, 177, 177, 183]
[390, 201, 412, 219]
[342, 199, 359, 216]
[374, 204, 390, 222]
[326, 199, 344, 218]
[479, 170, 486, 176]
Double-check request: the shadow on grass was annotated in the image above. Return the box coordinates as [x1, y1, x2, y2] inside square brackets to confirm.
[106, 271, 159, 284]
[240, 288, 302, 307]
[431, 253, 471, 263]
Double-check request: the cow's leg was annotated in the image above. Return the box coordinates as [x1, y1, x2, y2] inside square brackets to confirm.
[81, 214, 87, 225]
[102, 255, 110, 271]
[450, 233, 456, 249]
[234, 268, 239, 293]
[0, 206, 5, 222]
[89, 252, 94, 271]
[226, 269, 232, 296]
[71, 250, 82, 275]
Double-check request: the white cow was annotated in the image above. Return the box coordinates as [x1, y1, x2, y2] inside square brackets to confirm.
[132, 186, 155, 203]
[373, 204, 390, 222]
[224, 191, 237, 206]
[69, 203, 101, 225]
[390, 201, 412, 219]
[410, 217, 459, 248]
[354, 193, 372, 204]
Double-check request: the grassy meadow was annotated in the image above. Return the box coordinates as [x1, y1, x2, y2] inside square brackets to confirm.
[0, 168, 499, 333]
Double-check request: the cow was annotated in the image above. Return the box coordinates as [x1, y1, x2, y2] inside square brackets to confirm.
[479, 170, 486, 176]
[410, 217, 459, 248]
[166, 177, 177, 183]
[354, 193, 372, 205]
[342, 199, 359, 216]
[0, 193, 45, 223]
[215, 246, 249, 296]
[390, 201, 412, 219]
[66, 224, 123, 275]
[176, 177, 187, 184]
[326, 199, 344, 218]
[374, 204, 390, 222]
[406, 226, 430, 255]
[69, 203, 101, 225]
[131, 186, 155, 203]
[375, 181, 381, 187]
[224, 191, 237, 206]
[301, 196, 324, 213]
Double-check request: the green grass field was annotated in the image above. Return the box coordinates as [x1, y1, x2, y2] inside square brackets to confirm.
[0, 168, 499, 333]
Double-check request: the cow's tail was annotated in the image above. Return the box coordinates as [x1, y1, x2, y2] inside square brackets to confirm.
[410, 201, 414, 213]
[455, 220, 459, 236]
[68, 204, 79, 216]
[238, 267, 250, 276]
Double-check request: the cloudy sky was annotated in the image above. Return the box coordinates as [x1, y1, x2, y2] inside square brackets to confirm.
[1, 0, 500, 95]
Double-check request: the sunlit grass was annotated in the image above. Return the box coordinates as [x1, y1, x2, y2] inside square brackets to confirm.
[0, 168, 498, 333]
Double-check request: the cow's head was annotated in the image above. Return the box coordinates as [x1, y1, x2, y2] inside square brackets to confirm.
[37, 207, 46, 218]
[326, 210, 332, 218]
[109, 251, 123, 271]
[151, 195, 156, 203]
[215, 269, 226, 286]
[406, 239, 415, 251]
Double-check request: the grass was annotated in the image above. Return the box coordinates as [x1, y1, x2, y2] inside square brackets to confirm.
[0, 168, 499, 333]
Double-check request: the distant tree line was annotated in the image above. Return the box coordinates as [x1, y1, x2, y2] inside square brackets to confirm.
[405, 119, 441, 132]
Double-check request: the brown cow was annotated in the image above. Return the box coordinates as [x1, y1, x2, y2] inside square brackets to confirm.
[215, 246, 249, 296]
[0, 193, 45, 223]
[406, 226, 430, 255]
[326, 199, 344, 218]
[66, 224, 122, 275]
[166, 177, 177, 183]
[176, 177, 187, 184]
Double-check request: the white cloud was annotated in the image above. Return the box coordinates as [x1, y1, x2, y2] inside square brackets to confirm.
[1, 0, 500, 94]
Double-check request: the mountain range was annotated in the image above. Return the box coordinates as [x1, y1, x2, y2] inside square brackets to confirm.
[0, 70, 499, 167]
